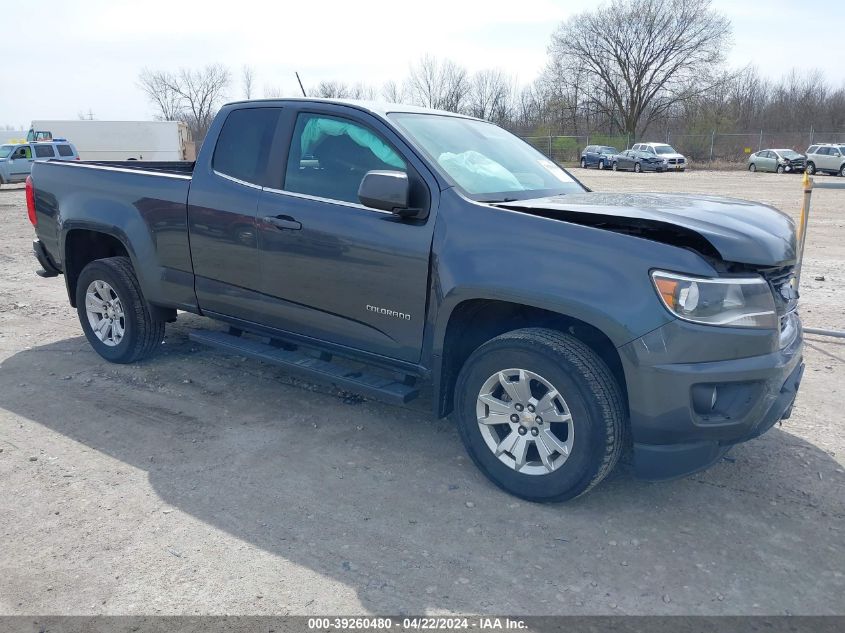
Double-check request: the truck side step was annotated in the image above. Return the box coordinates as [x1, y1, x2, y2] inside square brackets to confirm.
[189, 329, 419, 405]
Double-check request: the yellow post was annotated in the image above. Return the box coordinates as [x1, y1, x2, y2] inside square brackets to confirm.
[795, 171, 814, 289]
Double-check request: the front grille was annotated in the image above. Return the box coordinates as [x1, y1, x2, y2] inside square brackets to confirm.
[762, 266, 799, 348]
[667, 158, 684, 165]
[763, 266, 797, 315]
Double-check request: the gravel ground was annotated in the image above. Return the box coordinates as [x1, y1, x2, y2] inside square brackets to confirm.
[0, 170, 843, 616]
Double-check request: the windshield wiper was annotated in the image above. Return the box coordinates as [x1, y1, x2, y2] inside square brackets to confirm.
[479, 197, 518, 203]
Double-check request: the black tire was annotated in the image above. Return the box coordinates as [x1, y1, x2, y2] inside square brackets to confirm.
[75, 256, 165, 364]
[749, 163, 756, 172]
[634, 162, 642, 173]
[776, 165, 785, 174]
[612, 162, 618, 171]
[598, 160, 605, 170]
[580, 158, 587, 168]
[453, 328, 625, 502]
[806, 162, 816, 175]
[839, 165, 845, 177]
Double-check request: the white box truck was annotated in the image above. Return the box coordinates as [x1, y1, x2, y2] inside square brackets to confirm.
[27, 120, 195, 161]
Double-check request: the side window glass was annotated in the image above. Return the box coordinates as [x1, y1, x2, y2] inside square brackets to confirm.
[212, 108, 281, 186]
[34, 145, 56, 158]
[56, 144, 74, 157]
[284, 114, 406, 205]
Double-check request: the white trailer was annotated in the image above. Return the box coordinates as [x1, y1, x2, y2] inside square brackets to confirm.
[27, 120, 195, 161]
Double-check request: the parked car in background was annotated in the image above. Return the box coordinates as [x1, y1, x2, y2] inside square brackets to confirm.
[804, 144, 845, 176]
[747, 149, 805, 174]
[612, 149, 666, 172]
[580, 145, 619, 170]
[632, 142, 687, 171]
[0, 140, 79, 185]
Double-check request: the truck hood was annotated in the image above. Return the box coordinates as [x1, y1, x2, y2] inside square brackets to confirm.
[500, 191, 796, 267]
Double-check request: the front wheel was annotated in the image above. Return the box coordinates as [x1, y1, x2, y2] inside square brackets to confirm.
[76, 256, 165, 364]
[453, 328, 625, 502]
[612, 162, 618, 171]
[634, 162, 642, 173]
[777, 165, 785, 174]
[806, 162, 816, 175]
[840, 165, 845, 177]
[598, 160, 605, 170]
[580, 158, 587, 168]
[749, 163, 756, 172]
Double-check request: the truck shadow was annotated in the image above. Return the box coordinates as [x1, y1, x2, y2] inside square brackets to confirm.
[1, 326, 843, 615]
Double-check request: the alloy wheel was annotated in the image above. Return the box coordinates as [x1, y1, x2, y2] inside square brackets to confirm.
[85, 280, 126, 347]
[475, 368, 574, 475]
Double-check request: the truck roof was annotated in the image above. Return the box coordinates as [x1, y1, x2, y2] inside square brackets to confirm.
[223, 98, 480, 121]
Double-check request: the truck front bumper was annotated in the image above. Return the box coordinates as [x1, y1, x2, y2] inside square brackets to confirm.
[620, 317, 804, 480]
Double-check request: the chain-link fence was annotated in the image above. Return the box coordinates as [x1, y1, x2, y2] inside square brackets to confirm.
[521, 131, 845, 166]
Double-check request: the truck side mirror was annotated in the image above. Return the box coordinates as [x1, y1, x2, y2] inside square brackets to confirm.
[358, 170, 415, 216]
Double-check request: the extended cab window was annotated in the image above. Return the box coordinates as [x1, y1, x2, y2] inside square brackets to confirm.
[213, 108, 280, 186]
[34, 145, 55, 158]
[56, 144, 74, 157]
[284, 114, 406, 205]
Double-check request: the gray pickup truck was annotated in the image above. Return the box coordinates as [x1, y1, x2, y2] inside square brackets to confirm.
[27, 98, 803, 501]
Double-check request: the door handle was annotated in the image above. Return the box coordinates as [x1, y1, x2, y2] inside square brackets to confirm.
[265, 214, 301, 230]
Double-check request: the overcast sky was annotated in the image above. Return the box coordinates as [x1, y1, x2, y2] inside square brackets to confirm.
[2, 0, 844, 129]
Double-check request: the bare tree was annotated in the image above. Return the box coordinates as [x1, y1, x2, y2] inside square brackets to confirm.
[140, 65, 231, 143]
[314, 80, 352, 98]
[242, 65, 255, 99]
[264, 85, 284, 98]
[138, 68, 185, 121]
[468, 69, 513, 123]
[381, 80, 405, 103]
[407, 55, 470, 112]
[547, 0, 732, 139]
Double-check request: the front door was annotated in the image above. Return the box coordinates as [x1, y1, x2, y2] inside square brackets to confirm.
[9, 145, 34, 180]
[256, 108, 436, 362]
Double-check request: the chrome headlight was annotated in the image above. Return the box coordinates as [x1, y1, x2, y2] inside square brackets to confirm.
[651, 271, 777, 328]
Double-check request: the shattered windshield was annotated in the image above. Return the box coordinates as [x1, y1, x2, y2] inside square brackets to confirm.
[389, 113, 584, 201]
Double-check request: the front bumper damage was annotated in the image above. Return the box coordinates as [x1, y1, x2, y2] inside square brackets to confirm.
[620, 315, 804, 481]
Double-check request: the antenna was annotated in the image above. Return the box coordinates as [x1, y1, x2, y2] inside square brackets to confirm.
[295, 72, 307, 97]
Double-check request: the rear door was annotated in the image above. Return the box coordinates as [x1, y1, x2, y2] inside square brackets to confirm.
[187, 106, 284, 321]
[816, 147, 832, 170]
[255, 106, 437, 362]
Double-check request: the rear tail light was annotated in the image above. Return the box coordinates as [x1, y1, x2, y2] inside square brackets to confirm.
[25, 176, 37, 226]
[75, 156, 80, 160]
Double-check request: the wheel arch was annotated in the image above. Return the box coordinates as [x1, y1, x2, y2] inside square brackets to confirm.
[63, 229, 175, 321]
[432, 298, 628, 419]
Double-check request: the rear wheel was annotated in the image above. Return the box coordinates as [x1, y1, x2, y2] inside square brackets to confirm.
[598, 160, 605, 170]
[806, 162, 816, 175]
[453, 328, 625, 502]
[749, 163, 756, 172]
[634, 162, 642, 173]
[76, 256, 165, 364]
